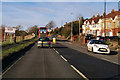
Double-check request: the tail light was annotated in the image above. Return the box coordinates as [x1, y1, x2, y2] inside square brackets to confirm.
[101, 39, 103, 40]
[48, 41, 50, 43]
[37, 41, 39, 43]
[109, 39, 110, 40]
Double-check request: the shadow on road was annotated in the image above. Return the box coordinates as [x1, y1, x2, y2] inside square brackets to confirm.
[52, 46, 67, 48]
[56, 39, 68, 42]
[2, 43, 35, 73]
[109, 51, 118, 55]
[98, 51, 118, 55]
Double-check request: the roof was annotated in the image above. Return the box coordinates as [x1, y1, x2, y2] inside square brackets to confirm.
[85, 9, 120, 24]
[106, 10, 120, 20]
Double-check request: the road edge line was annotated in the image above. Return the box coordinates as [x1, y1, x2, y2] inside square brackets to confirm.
[0, 56, 24, 78]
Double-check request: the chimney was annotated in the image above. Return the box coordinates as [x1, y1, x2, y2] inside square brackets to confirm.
[103, 12, 106, 16]
[97, 13, 99, 17]
[111, 9, 115, 13]
[93, 15, 95, 18]
[66, 22, 67, 24]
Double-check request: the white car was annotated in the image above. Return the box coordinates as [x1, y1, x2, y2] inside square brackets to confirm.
[87, 39, 110, 54]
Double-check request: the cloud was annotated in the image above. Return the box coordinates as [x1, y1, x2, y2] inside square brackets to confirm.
[2, 2, 118, 29]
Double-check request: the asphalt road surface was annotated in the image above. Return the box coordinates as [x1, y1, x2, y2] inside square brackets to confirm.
[2, 43, 82, 79]
[2, 40, 120, 79]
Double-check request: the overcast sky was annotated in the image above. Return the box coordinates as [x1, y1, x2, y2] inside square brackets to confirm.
[1, 1, 119, 30]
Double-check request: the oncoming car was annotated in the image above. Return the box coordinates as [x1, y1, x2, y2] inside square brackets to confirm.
[37, 37, 51, 48]
[87, 39, 110, 54]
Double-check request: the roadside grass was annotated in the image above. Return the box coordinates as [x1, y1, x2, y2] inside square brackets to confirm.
[1, 37, 36, 47]
[0, 37, 38, 59]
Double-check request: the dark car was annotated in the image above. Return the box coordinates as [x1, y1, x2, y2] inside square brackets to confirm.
[37, 37, 51, 48]
[85, 34, 95, 40]
[98, 36, 118, 41]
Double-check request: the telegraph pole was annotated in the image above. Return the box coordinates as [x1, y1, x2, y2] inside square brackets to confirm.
[79, 17, 81, 36]
[104, 0, 106, 39]
[118, 1, 120, 39]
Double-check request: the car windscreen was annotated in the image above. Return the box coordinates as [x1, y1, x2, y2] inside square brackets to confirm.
[93, 40, 107, 45]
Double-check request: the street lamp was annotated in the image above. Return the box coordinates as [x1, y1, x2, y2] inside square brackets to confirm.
[79, 17, 81, 36]
[71, 13, 73, 41]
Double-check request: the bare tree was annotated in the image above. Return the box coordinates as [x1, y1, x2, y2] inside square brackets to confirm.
[27, 25, 38, 34]
[75, 13, 83, 20]
[45, 20, 56, 30]
[16, 25, 23, 30]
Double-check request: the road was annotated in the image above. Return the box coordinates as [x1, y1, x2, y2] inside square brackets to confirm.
[2, 42, 82, 79]
[2, 40, 120, 79]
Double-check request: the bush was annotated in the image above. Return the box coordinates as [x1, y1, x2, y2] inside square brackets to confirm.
[64, 30, 71, 38]
[74, 36, 79, 42]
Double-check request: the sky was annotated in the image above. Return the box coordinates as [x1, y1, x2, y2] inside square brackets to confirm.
[1, 0, 120, 2]
[1, 1, 119, 30]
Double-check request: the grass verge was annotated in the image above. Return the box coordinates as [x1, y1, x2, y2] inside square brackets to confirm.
[0, 37, 38, 59]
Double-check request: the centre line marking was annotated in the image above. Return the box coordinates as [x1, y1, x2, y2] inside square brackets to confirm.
[70, 65, 89, 80]
[56, 51, 59, 54]
[60, 55, 68, 62]
[53, 48, 55, 51]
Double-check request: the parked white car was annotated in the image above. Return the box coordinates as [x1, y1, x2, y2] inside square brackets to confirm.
[87, 39, 110, 54]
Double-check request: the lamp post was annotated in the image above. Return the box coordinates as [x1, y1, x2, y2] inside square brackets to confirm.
[79, 17, 81, 36]
[71, 13, 73, 41]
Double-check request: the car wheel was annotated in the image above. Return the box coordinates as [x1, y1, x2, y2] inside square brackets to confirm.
[92, 47, 96, 53]
[92, 47, 94, 52]
[87, 47, 90, 52]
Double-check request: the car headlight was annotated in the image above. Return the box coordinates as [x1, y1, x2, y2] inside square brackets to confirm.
[106, 46, 109, 49]
[94, 45, 99, 48]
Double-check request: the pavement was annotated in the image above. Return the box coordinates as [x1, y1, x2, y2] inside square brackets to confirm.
[1, 39, 120, 79]
[59, 39, 119, 65]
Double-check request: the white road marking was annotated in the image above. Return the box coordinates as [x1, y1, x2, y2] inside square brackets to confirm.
[68, 42, 72, 44]
[101, 58, 119, 65]
[53, 48, 55, 51]
[56, 51, 59, 54]
[70, 65, 89, 80]
[0, 56, 24, 78]
[60, 55, 68, 62]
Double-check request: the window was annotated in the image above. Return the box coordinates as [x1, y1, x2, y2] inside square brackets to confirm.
[99, 24, 101, 27]
[118, 21, 120, 26]
[93, 30, 96, 35]
[108, 22, 111, 27]
[103, 23, 105, 28]
[90, 40, 93, 44]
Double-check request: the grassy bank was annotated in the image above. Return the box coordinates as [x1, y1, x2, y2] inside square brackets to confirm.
[0, 37, 38, 59]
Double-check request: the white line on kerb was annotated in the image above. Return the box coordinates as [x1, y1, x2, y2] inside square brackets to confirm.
[70, 65, 89, 80]
[0, 56, 24, 78]
[60, 55, 68, 62]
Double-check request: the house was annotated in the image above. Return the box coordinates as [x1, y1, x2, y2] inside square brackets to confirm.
[82, 9, 120, 37]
